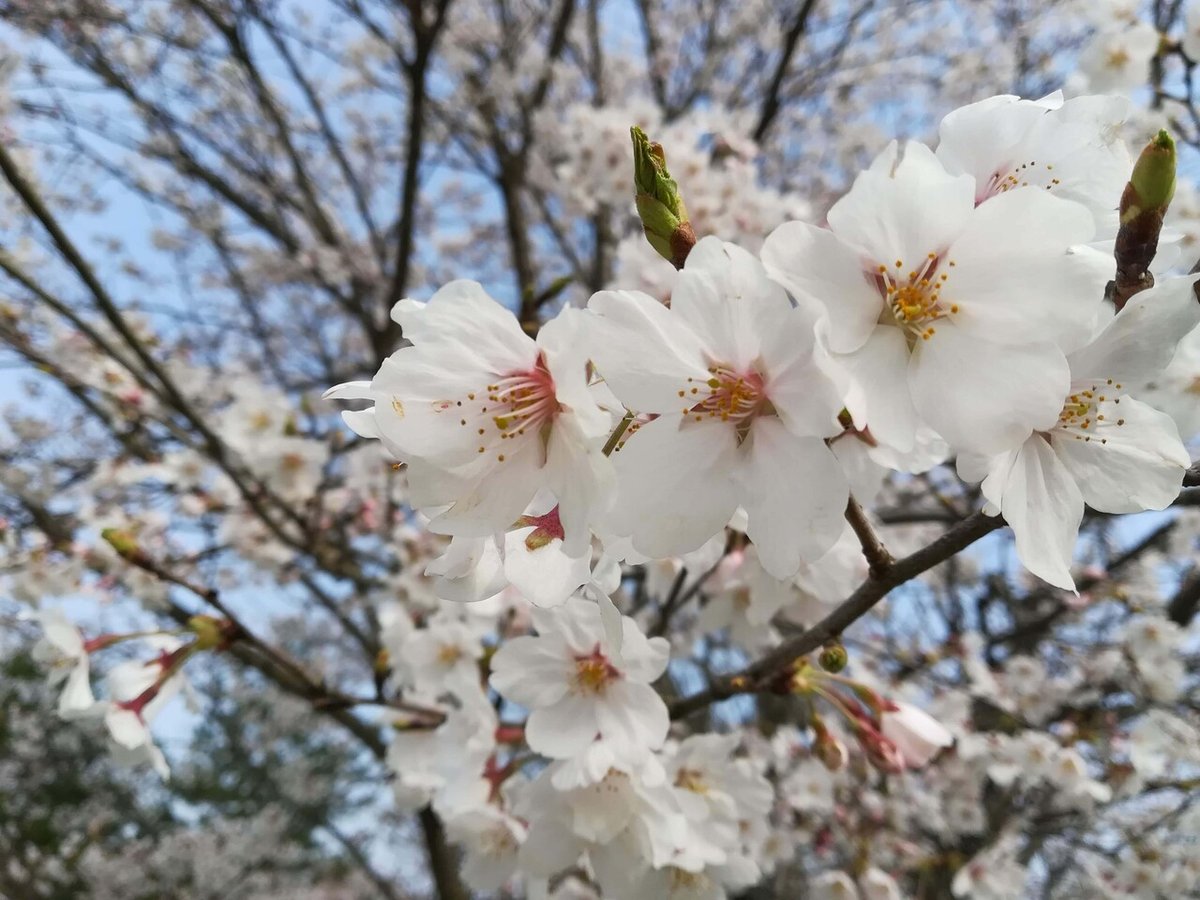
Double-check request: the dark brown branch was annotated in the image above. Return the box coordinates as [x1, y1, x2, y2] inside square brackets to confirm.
[845, 495, 893, 578]
[669, 510, 1005, 720]
[420, 808, 468, 900]
[1167, 568, 1200, 625]
[752, 0, 820, 143]
[383, 0, 454, 351]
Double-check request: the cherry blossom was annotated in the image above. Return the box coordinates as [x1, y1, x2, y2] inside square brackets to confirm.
[762, 139, 1108, 454]
[489, 600, 670, 761]
[326, 284, 613, 552]
[959, 275, 1200, 588]
[30, 608, 95, 717]
[587, 237, 849, 578]
[880, 702, 955, 768]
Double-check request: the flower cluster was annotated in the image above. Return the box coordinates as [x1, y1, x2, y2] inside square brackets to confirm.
[313, 88, 1200, 896]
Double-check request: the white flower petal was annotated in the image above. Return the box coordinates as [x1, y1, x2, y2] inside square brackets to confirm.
[998, 436, 1084, 590]
[739, 419, 848, 579]
[1053, 396, 1189, 513]
[910, 323, 1069, 453]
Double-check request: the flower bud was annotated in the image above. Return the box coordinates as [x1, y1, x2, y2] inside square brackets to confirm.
[862, 731, 905, 774]
[188, 615, 225, 651]
[848, 682, 886, 716]
[631, 126, 696, 270]
[1124, 129, 1176, 223]
[374, 648, 391, 675]
[788, 659, 816, 695]
[100, 527, 150, 565]
[880, 701, 954, 768]
[1111, 129, 1177, 310]
[818, 640, 848, 673]
[813, 723, 849, 772]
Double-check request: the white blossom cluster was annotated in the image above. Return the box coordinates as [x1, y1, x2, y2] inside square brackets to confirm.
[7, 0, 1200, 897]
[308, 90, 1200, 896]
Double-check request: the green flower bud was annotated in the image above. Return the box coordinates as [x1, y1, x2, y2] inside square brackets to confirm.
[101, 527, 139, 560]
[818, 641, 848, 673]
[1125, 129, 1176, 222]
[631, 126, 696, 269]
[1111, 129, 1177, 310]
[188, 615, 225, 651]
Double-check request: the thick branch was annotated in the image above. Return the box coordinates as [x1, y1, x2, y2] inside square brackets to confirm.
[420, 808, 468, 900]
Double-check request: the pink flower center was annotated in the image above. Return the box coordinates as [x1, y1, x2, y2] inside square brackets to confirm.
[516, 506, 565, 551]
[487, 355, 559, 440]
[455, 354, 560, 464]
[979, 159, 1061, 205]
[680, 364, 773, 443]
[874, 253, 960, 341]
[573, 645, 620, 695]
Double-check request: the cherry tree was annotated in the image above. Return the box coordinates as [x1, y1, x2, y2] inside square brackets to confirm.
[2, 1, 1200, 898]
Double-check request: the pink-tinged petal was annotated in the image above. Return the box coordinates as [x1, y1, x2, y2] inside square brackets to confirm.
[998, 436, 1084, 591]
[760, 220, 881, 354]
[403, 459, 474, 512]
[503, 529, 591, 609]
[322, 380, 373, 401]
[595, 681, 669, 752]
[881, 702, 954, 768]
[369, 352, 498, 465]
[910, 323, 1069, 453]
[617, 630, 670, 683]
[105, 706, 149, 749]
[758, 308, 846, 439]
[519, 817, 586, 877]
[607, 414, 740, 561]
[426, 537, 507, 604]
[841, 324, 919, 453]
[542, 414, 614, 555]
[426, 441, 545, 538]
[525, 693, 600, 758]
[936, 94, 1046, 189]
[532, 601, 602, 656]
[538, 308, 612, 440]
[37, 610, 85, 657]
[739, 419, 848, 579]
[586, 290, 710, 413]
[58, 663, 95, 718]
[827, 141, 976, 271]
[1053, 396, 1189, 514]
[592, 589, 625, 662]
[340, 408, 381, 439]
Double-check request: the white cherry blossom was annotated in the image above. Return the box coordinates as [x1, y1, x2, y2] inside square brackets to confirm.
[880, 702, 955, 768]
[936, 91, 1132, 237]
[959, 276, 1200, 588]
[489, 600, 670, 761]
[326, 284, 613, 552]
[587, 237, 849, 578]
[762, 140, 1107, 454]
[30, 608, 95, 717]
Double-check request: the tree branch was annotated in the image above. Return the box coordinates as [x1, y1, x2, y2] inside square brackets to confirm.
[669, 511, 1005, 719]
[752, 0, 820, 143]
